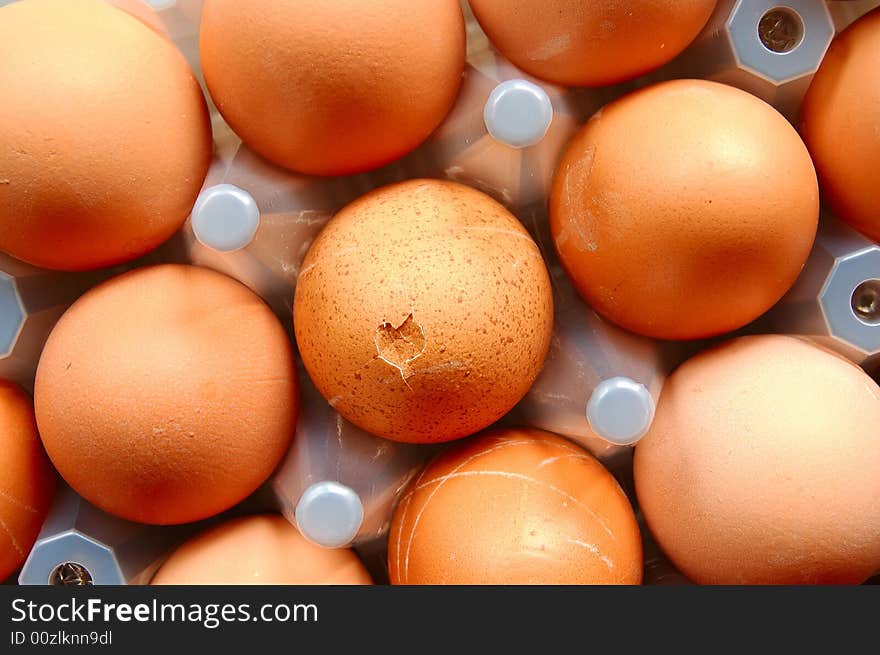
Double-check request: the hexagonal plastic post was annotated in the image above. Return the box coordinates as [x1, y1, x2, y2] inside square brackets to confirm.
[765, 216, 880, 369]
[19, 487, 185, 585]
[272, 370, 438, 549]
[424, 46, 579, 214]
[0, 255, 98, 390]
[679, 0, 835, 119]
[515, 261, 668, 458]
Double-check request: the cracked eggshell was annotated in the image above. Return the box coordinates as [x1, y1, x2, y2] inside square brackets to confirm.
[0, 381, 55, 581]
[151, 515, 372, 585]
[388, 428, 642, 584]
[293, 179, 554, 444]
[199, 0, 465, 176]
[0, 0, 211, 271]
[467, 0, 717, 87]
[801, 7, 880, 244]
[34, 265, 297, 525]
[551, 79, 819, 341]
[635, 335, 880, 584]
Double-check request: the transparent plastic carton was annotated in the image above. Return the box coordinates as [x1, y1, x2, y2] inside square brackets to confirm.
[272, 369, 439, 549]
[763, 215, 880, 369]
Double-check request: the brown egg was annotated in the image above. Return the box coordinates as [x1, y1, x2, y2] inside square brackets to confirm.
[467, 0, 717, 87]
[551, 79, 818, 340]
[0, 381, 55, 581]
[0, 0, 211, 272]
[293, 180, 553, 444]
[105, 0, 168, 36]
[635, 335, 880, 584]
[389, 428, 642, 584]
[34, 265, 297, 525]
[199, 0, 465, 175]
[801, 8, 880, 244]
[152, 515, 372, 585]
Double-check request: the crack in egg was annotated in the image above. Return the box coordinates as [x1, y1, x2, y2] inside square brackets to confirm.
[374, 313, 427, 387]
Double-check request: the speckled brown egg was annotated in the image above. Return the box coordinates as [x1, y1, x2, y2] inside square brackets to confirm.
[151, 515, 372, 585]
[199, 0, 465, 175]
[293, 180, 553, 444]
[551, 79, 819, 340]
[0, 0, 212, 271]
[388, 428, 643, 584]
[635, 335, 880, 584]
[34, 265, 297, 525]
[467, 0, 717, 87]
[801, 7, 880, 244]
[0, 380, 55, 582]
